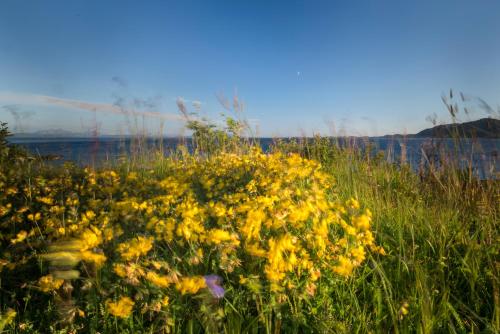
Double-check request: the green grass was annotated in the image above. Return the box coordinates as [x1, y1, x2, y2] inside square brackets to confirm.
[255, 140, 488, 333]
[273, 137, 499, 333]
[0, 120, 498, 333]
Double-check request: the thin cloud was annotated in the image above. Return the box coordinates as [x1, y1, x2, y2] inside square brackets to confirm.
[0, 92, 183, 121]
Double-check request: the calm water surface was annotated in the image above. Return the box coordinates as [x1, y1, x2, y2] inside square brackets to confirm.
[9, 136, 500, 179]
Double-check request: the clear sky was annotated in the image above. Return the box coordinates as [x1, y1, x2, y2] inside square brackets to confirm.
[1, 0, 499, 136]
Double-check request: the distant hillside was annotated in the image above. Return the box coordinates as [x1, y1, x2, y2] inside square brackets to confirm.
[12, 129, 89, 138]
[414, 118, 500, 138]
[9, 118, 500, 139]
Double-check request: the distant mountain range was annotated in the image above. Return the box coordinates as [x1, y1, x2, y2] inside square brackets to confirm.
[11, 129, 168, 138]
[376, 118, 499, 139]
[11, 118, 500, 139]
[12, 128, 90, 138]
[411, 118, 499, 138]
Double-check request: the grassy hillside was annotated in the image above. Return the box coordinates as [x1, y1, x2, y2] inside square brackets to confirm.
[414, 117, 500, 138]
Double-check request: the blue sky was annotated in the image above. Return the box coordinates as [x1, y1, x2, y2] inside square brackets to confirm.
[1, 0, 499, 136]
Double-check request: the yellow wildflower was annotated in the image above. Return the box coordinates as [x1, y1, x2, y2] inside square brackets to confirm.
[106, 296, 134, 318]
[206, 229, 233, 244]
[146, 271, 170, 288]
[113, 264, 127, 277]
[332, 256, 355, 277]
[11, 230, 28, 244]
[126, 172, 138, 181]
[80, 251, 107, 268]
[38, 274, 64, 292]
[346, 198, 360, 210]
[377, 246, 387, 256]
[27, 212, 41, 221]
[245, 243, 267, 257]
[350, 245, 366, 263]
[398, 302, 410, 320]
[117, 236, 154, 261]
[37, 196, 53, 205]
[241, 209, 264, 240]
[175, 276, 206, 295]
[310, 268, 321, 281]
[352, 212, 371, 231]
[80, 228, 102, 250]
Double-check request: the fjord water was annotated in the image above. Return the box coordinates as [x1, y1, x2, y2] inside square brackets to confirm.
[9, 136, 500, 179]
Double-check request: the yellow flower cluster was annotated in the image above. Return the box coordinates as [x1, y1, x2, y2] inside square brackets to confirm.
[38, 274, 64, 292]
[175, 276, 207, 295]
[117, 236, 154, 261]
[0, 149, 381, 322]
[106, 296, 135, 318]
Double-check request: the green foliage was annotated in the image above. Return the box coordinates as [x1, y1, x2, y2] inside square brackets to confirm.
[177, 95, 255, 156]
[0, 121, 12, 162]
[0, 121, 29, 165]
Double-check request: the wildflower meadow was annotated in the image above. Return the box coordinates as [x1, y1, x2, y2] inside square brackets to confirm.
[0, 119, 498, 333]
